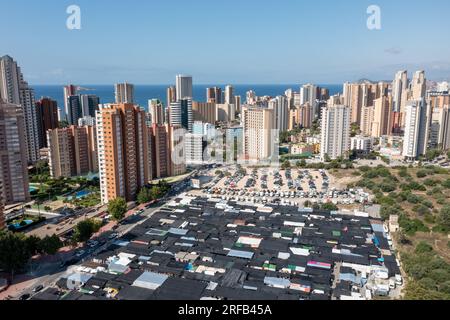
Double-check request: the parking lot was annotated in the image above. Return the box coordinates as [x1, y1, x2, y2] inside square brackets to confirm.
[200, 167, 371, 206]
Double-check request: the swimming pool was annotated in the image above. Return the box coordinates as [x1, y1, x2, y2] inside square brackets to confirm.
[66, 190, 92, 201]
[9, 219, 34, 230]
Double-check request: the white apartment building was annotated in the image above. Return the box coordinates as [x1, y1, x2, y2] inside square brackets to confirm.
[351, 136, 374, 153]
[402, 99, 429, 160]
[320, 105, 351, 160]
[185, 133, 204, 165]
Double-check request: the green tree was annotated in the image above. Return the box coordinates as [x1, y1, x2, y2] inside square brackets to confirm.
[72, 219, 102, 243]
[0, 231, 32, 280]
[39, 235, 63, 255]
[137, 188, 151, 204]
[108, 197, 127, 221]
[281, 160, 291, 170]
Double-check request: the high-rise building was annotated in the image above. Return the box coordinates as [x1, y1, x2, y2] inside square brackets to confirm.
[96, 103, 152, 204]
[234, 95, 241, 114]
[411, 71, 426, 101]
[149, 99, 165, 125]
[360, 106, 375, 136]
[402, 99, 430, 160]
[192, 101, 216, 124]
[392, 71, 408, 112]
[242, 106, 274, 161]
[176, 75, 193, 101]
[0, 55, 39, 163]
[428, 104, 450, 151]
[66, 95, 82, 125]
[36, 97, 59, 148]
[167, 86, 176, 108]
[216, 103, 236, 123]
[114, 83, 135, 104]
[185, 133, 205, 165]
[169, 98, 193, 132]
[206, 87, 222, 104]
[343, 82, 376, 125]
[224, 85, 234, 105]
[80, 94, 100, 118]
[371, 96, 392, 138]
[47, 126, 98, 178]
[268, 96, 289, 132]
[438, 105, 450, 150]
[166, 125, 186, 176]
[63, 84, 78, 119]
[300, 84, 318, 118]
[320, 105, 351, 160]
[0, 99, 30, 204]
[150, 124, 169, 179]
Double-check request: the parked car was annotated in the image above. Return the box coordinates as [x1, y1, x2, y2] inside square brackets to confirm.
[33, 285, 44, 293]
[19, 293, 31, 300]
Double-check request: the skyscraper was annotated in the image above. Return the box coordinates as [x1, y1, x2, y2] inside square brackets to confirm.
[36, 97, 59, 148]
[320, 105, 351, 160]
[300, 84, 318, 117]
[80, 94, 100, 118]
[150, 124, 169, 179]
[371, 96, 392, 138]
[392, 71, 408, 113]
[242, 106, 274, 161]
[235, 95, 241, 114]
[0, 99, 30, 204]
[402, 99, 429, 160]
[149, 99, 165, 125]
[114, 83, 135, 104]
[96, 103, 152, 204]
[63, 84, 78, 119]
[66, 95, 82, 125]
[167, 86, 176, 108]
[438, 105, 450, 150]
[224, 85, 235, 105]
[0, 55, 39, 163]
[268, 96, 289, 132]
[175, 75, 193, 101]
[169, 98, 193, 132]
[166, 125, 186, 176]
[411, 71, 426, 101]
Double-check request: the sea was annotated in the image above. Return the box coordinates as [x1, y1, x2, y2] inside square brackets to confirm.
[33, 84, 343, 112]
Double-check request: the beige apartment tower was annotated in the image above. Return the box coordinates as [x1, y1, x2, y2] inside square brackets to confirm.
[242, 106, 274, 161]
[47, 125, 98, 178]
[371, 96, 392, 138]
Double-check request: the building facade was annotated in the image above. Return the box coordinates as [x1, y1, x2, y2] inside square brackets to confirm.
[96, 103, 152, 204]
[320, 105, 351, 160]
[0, 99, 30, 204]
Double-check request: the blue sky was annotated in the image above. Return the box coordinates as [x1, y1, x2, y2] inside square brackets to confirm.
[2, 0, 450, 84]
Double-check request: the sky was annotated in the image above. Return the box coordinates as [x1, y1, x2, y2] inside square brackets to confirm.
[1, 0, 450, 85]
